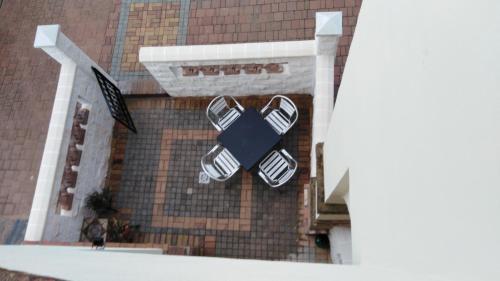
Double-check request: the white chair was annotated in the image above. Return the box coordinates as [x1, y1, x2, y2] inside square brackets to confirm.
[201, 145, 240, 181]
[258, 149, 297, 188]
[260, 95, 298, 135]
[206, 96, 244, 131]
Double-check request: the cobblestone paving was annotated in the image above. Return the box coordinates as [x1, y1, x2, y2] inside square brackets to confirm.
[120, 2, 181, 72]
[108, 95, 330, 262]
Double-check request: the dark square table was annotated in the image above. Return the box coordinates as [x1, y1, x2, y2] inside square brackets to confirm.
[217, 107, 282, 170]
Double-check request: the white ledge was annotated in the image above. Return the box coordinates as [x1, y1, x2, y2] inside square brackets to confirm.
[140, 40, 315, 63]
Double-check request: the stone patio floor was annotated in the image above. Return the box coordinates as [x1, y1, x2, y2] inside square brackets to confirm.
[0, 0, 361, 244]
[106, 94, 329, 262]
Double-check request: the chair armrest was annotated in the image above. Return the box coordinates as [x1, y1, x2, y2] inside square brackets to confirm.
[260, 95, 280, 115]
[229, 96, 245, 112]
[280, 149, 298, 169]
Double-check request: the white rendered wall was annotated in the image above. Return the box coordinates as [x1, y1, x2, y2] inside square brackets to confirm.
[26, 25, 115, 242]
[0, 245, 421, 281]
[323, 0, 500, 280]
[140, 41, 316, 97]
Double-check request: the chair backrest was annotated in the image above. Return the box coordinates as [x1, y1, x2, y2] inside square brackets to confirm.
[201, 145, 240, 181]
[214, 148, 239, 174]
[207, 96, 229, 121]
[258, 149, 297, 187]
[206, 96, 244, 131]
[260, 95, 298, 135]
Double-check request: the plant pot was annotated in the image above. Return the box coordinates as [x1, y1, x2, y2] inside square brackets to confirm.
[315, 234, 330, 249]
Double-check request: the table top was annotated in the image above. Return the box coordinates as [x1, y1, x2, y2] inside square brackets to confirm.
[217, 107, 282, 170]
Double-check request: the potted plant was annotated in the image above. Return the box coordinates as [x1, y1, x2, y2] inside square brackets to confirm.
[107, 217, 140, 243]
[84, 187, 117, 218]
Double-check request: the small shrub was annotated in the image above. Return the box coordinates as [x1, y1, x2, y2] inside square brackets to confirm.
[85, 188, 117, 217]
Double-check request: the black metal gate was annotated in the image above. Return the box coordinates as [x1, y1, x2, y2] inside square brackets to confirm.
[91, 67, 137, 133]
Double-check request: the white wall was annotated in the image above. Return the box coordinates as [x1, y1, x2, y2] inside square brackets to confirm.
[324, 0, 500, 280]
[0, 245, 419, 281]
[26, 25, 115, 242]
[140, 41, 316, 97]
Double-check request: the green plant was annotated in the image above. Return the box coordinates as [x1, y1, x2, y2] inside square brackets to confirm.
[107, 217, 140, 243]
[85, 188, 117, 217]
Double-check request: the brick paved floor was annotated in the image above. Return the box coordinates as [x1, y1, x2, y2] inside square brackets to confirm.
[0, 0, 361, 246]
[107, 95, 329, 262]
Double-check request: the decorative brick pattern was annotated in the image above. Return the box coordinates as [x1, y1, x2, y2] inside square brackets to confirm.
[107, 95, 328, 262]
[181, 63, 285, 77]
[120, 2, 181, 72]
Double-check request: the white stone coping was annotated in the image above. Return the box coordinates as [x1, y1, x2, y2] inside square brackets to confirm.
[34, 24, 116, 84]
[0, 245, 418, 281]
[139, 40, 316, 63]
[25, 62, 77, 241]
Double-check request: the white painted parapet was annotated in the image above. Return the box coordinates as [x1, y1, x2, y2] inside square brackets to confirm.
[311, 12, 342, 177]
[140, 41, 316, 97]
[26, 25, 115, 242]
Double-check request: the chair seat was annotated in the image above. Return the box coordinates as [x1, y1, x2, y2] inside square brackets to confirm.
[258, 149, 297, 188]
[264, 110, 290, 135]
[201, 145, 240, 182]
[261, 156, 291, 182]
[219, 108, 241, 130]
[206, 96, 244, 132]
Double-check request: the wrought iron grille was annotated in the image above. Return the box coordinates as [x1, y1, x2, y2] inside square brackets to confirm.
[91, 66, 137, 133]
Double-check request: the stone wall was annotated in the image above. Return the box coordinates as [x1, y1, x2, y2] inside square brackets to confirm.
[25, 25, 115, 242]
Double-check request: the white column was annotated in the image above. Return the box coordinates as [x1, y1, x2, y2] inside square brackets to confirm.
[311, 12, 342, 177]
